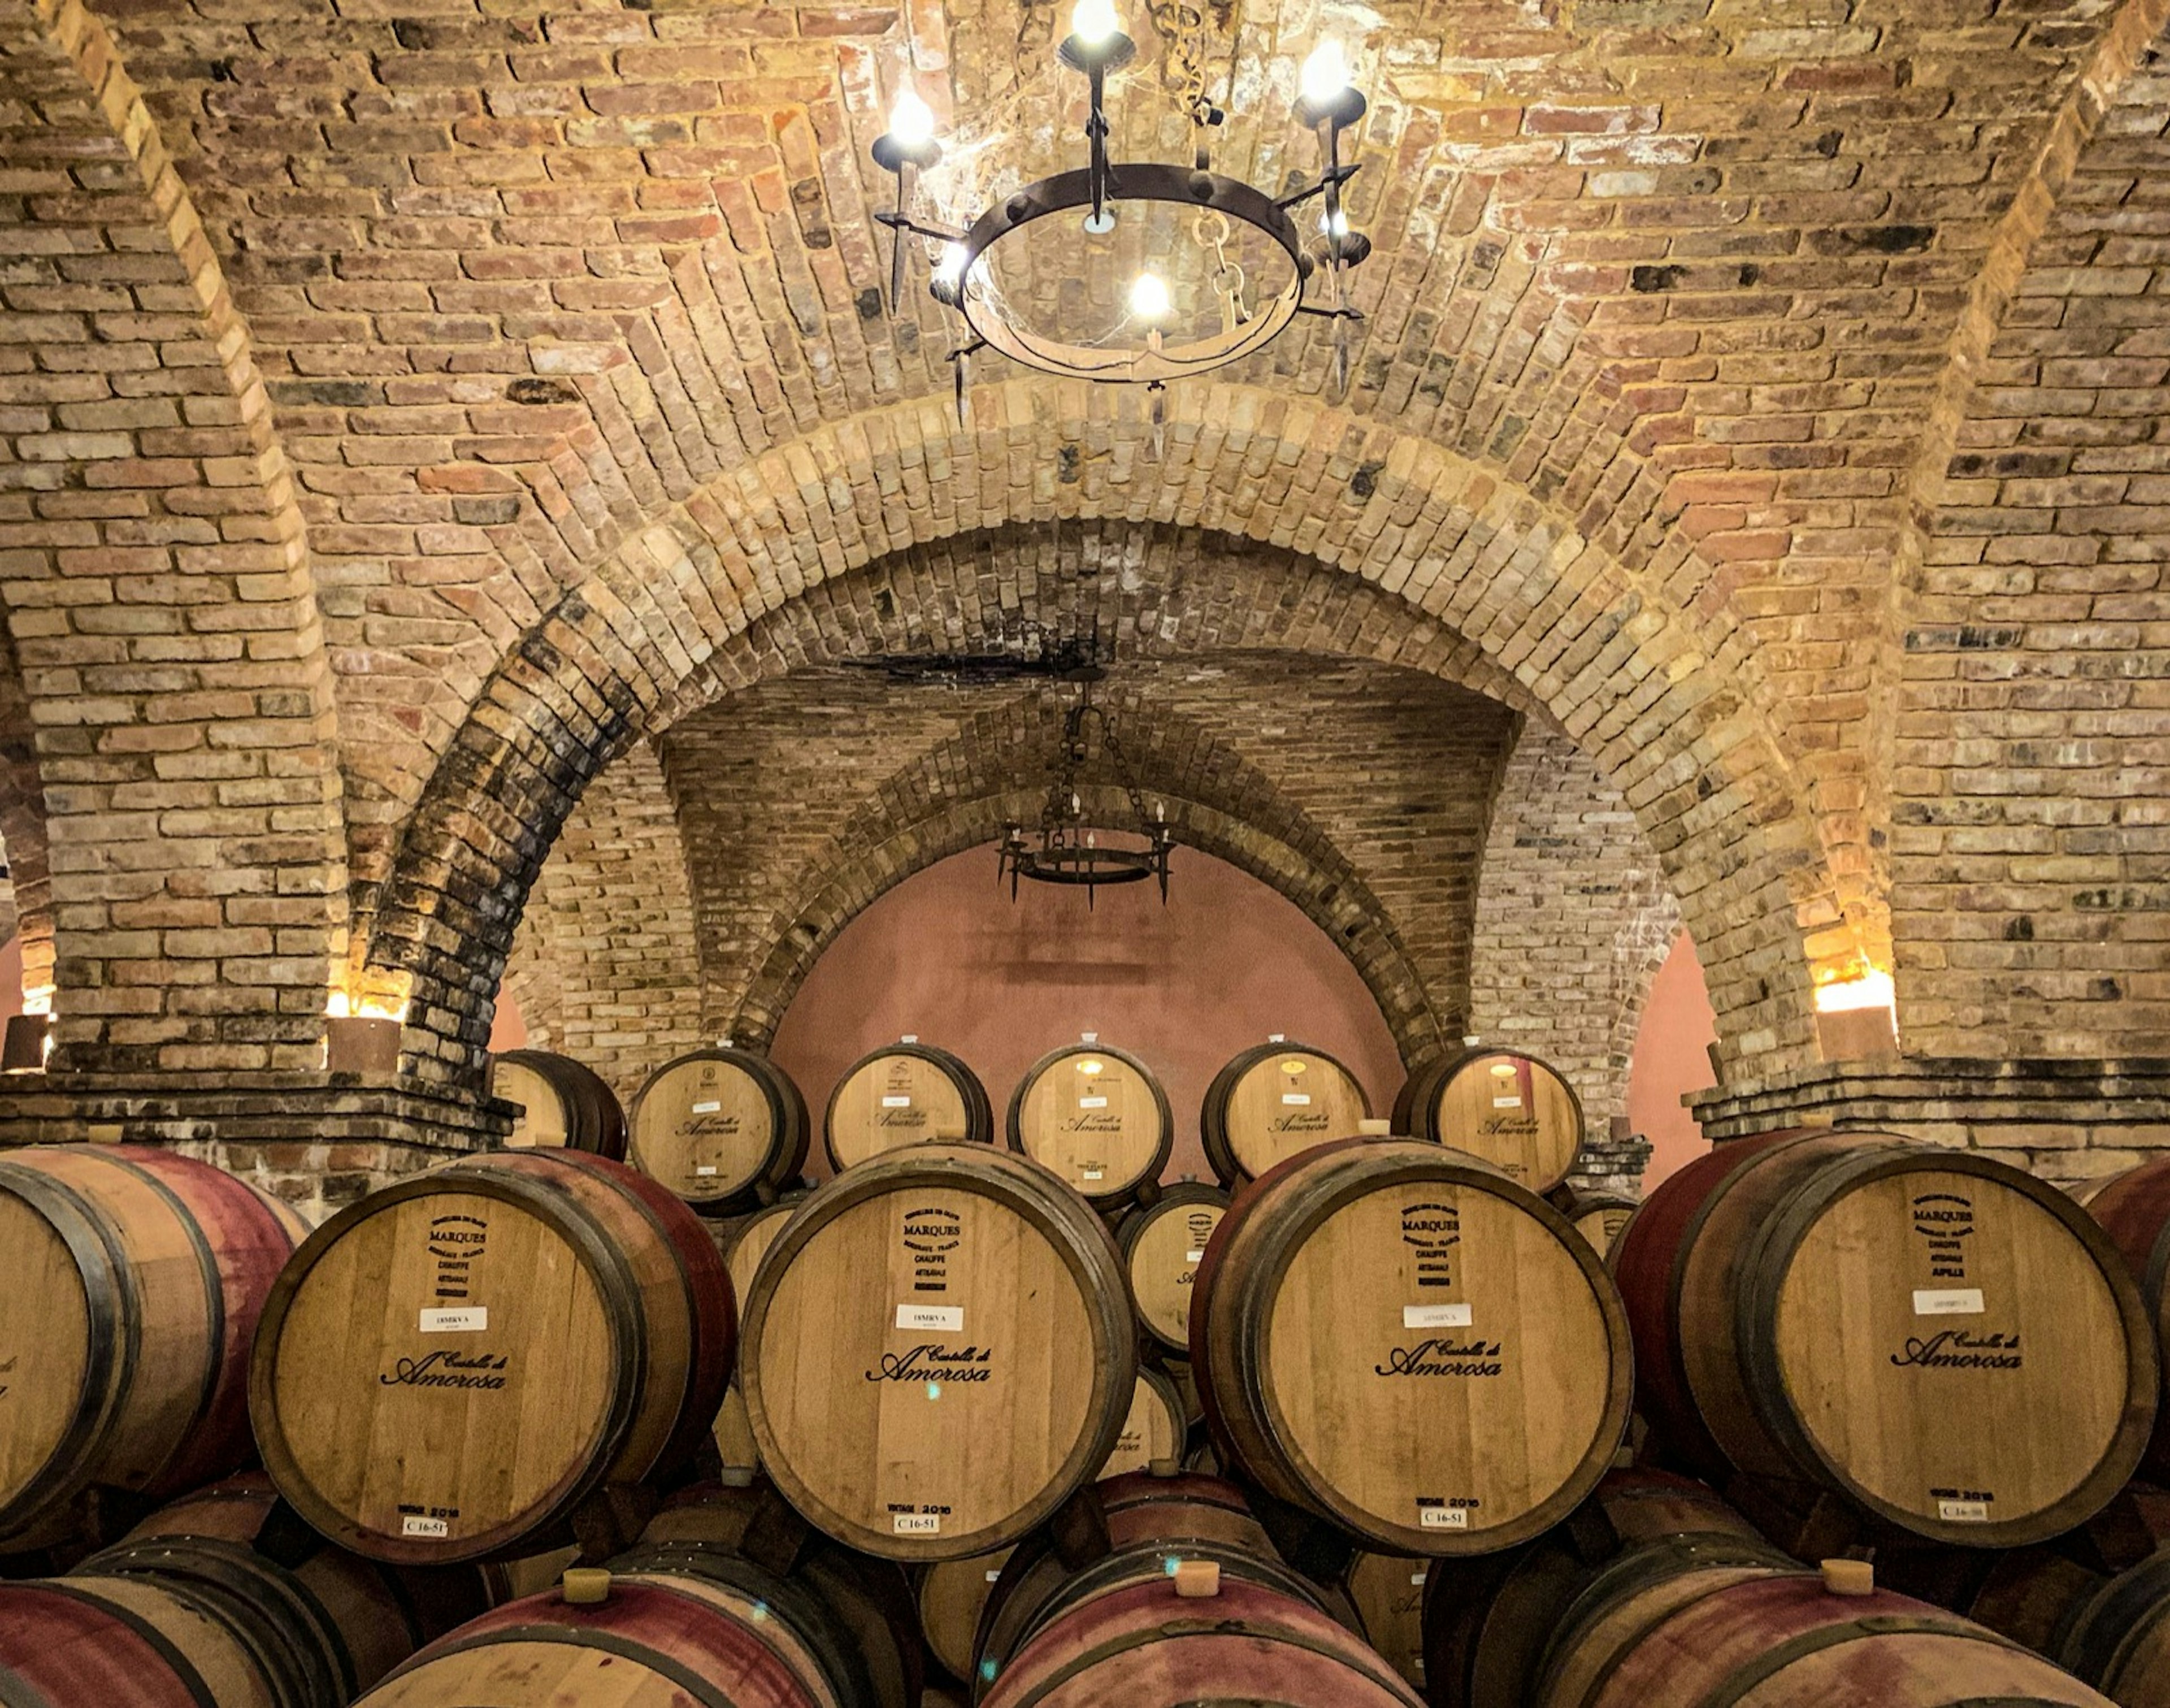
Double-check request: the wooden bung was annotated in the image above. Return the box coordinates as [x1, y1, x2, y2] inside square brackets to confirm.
[249, 1150, 734, 1565]
[0, 1145, 307, 1552]
[1005, 1039, 1173, 1206]
[628, 1047, 809, 1213]
[1200, 1041, 1372, 1185]
[491, 1050, 629, 1161]
[1191, 1139, 1633, 1555]
[1531, 1541, 2112, 1708]
[825, 1041, 995, 1172]
[1611, 1128, 2158, 1548]
[739, 1145, 1134, 1560]
[1116, 1183, 1229, 1351]
[1392, 1048, 1585, 1194]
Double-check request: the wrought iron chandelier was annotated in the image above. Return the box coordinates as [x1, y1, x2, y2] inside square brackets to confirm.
[869, 6, 1373, 407]
[999, 682, 1175, 906]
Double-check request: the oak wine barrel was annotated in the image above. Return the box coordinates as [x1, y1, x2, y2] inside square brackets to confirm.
[1192, 1139, 1633, 1554]
[489, 1050, 628, 1159]
[353, 1565, 871, 1708]
[2057, 1549, 2170, 1708]
[0, 1573, 291, 1708]
[1393, 1047, 1585, 1193]
[250, 1149, 734, 1564]
[1346, 1552, 1430, 1689]
[1557, 1189, 1637, 1259]
[1419, 1466, 1767, 1708]
[740, 1146, 1134, 1560]
[1114, 1182, 1227, 1351]
[918, 1548, 1014, 1687]
[826, 1039, 995, 1172]
[0, 1145, 307, 1551]
[709, 1195, 806, 1476]
[1098, 1367, 1187, 1479]
[1612, 1128, 2156, 1547]
[1005, 1038, 1172, 1206]
[628, 1047, 809, 1213]
[1533, 1541, 2112, 1708]
[2080, 1156, 2170, 1482]
[1199, 1039, 1370, 1184]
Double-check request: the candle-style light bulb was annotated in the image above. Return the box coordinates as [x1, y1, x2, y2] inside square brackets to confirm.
[1071, 0, 1122, 46]
[1300, 40, 1351, 106]
[887, 88, 936, 148]
[1129, 271, 1171, 322]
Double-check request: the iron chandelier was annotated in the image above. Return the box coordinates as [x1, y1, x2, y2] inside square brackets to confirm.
[998, 680, 1175, 907]
[869, 6, 1373, 404]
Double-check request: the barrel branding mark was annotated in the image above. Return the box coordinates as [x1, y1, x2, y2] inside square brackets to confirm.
[867, 1343, 995, 1384]
[427, 1213, 487, 1303]
[1375, 1337, 1504, 1377]
[1890, 1328, 2022, 1370]
[381, 1349, 511, 1390]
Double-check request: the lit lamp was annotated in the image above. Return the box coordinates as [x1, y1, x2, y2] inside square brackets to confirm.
[870, 85, 943, 312]
[1814, 970, 1898, 1062]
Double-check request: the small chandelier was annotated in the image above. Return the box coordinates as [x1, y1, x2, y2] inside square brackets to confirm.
[998, 684, 1175, 907]
[869, 8, 1373, 404]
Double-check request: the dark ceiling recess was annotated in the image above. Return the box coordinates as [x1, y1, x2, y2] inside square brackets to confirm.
[844, 628, 1112, 686]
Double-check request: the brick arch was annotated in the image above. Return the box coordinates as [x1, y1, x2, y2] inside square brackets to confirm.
[0, 0, 346, 1070]
[369, 483, 1834, 1086]
[721, 687, 1448, 1061]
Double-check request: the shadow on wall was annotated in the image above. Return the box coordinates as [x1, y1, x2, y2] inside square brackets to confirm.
[769, 843, 1408, 1185]
[1629, 933, 1719, 1188]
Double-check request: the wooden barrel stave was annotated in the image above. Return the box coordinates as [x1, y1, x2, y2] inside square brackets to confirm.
[0, 1579, 280, 1708]
[1005, 1042, 1172, 1207]
[1192, 1139, 1633, 1555]
[2080, 1155, 2170, 1483]
[825, 1044, 994, 1172]
[1199, 1042, 1370, 1185]
[1556, 1190, 1637, 1260]
[2057, 1551, 2170, 1708]
[492, 1051, 629, 1160]
[629, 1048, 809, 1212]
[1098, 1368, 1186, 1480]
[919, 1547, 1014, 1686]
[1114, 1185, 1227, 1352]
[741, 1146, 1134, 1561]
[1394, 1049, 1585, 1194]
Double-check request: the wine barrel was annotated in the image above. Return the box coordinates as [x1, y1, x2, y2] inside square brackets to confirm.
[0, 1573, 293, 1708]
[1114, 1182, 1228, 1351]
[977, 1520, 1421, 1708]
[1005, 1039, 1172, 1206]
[1346, 1553, 1430, 1689]
[825, 1039, 994, 1171]
[2057, 1549, 2170, 1708]
[0, 1145, 307, 1551]
[740, 1146, 1134, 1559]
[251, 1149, 735, 1564]
[1533, 1542, 2112, 1708]
[628, 1047, 809, 1213]
[1557, 1189, 1637, 1259]
[1192, 1139, 1632, 1554]
[353, 1565, 873, 1708]
[490, 1050, 628, 1160]
[1612, 1128, 2156, 1547]
[723, 1197, 801, 1302]
[1420, 1466, 1767, 1708]
[2080, 1156, 2170, 1482]
[1392, 1048, 1584, 1193]
[919, 1548, 1014, 1687]
[1099, 1367, 1187, 1479]
[1200, 1040, 1370, 1184]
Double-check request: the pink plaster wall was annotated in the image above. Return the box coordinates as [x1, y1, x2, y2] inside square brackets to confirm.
[767, 843, 1409, 1184]
[1628, 932, 1718, 1187]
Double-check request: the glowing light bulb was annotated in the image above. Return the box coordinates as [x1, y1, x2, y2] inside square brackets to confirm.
[1129, 270, 1171, 321]
[887, 87, 936, 148]
[1300, 40, 1352, 106]
[1071, 0, 1122, 45]
[1320, 207, 1350, 239]
[934, 242, 966, 285]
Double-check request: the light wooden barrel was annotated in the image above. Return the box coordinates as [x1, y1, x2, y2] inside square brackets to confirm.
[1192, 1139, 1632, 1554]
[1392, 1048, 1584, 1193]
[1098, 1367, 1186, 1479]
[1532, 1541, 2113, 1708]
[740, 1146, 1134, 1560]
[251, 1149, 735, 1564]
[825, 1041, 994, 1171]
[1347, 1553, 1431, 1690]
[1611, 1128, 2157, 1546]
[1005, 1041, 1172, 1206]
[1200, 1040, 1371, 1184]
[2057, 1550, 2170, 1708]
[490, 1050, 628, 1159]
[1419, 1466, 1767, 1708]
[628, 1047, 809, 1212]
[1114, 1183, 1228, 1351]
[1557, 1189, 1637, 1259]
[2079, 1156, 2170, 1482]
[919, 1548, 1014, 1687]
[354, 1567, 867, 1708]
[0, 1575, 289, 1708]
[710, 1196, 805, 1475]
[0, 1145, 307, 1551]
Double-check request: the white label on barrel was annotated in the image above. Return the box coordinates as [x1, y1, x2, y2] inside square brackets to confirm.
[1185, 1250, 1206, 1263]
[896, 1304, 964, 1332]
[692, 1100, 722, 1113]
[419, 1308, 487, 1333]
[1912, 1288, 1985, 1316]
[695, 1165, 719, 1177]
[1079, 1095, 1109, 1109]
[1418, 1506, 1468, 1531]
[986, 1568, 1003, 1582]
[1938, 1499, 1990, 1523]
[1282, 1093, 1311, 1106]
[882, 1095, 913, 1108]
[402, 1515, 450, 1538]
[1083, 1169, 1105, 1181]
[893, 1513, 941, 1535]
[1412, 1570, 1429, 1585]
[1404, 1302, 1473, 1329]
[1492, 1096, 1523, 1108]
